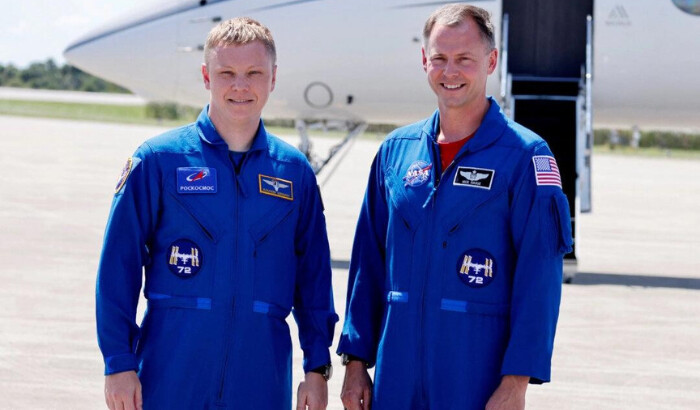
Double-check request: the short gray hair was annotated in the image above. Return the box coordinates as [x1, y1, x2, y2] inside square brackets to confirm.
[204, 17, 276, 65]
[423, 3, 495, 50]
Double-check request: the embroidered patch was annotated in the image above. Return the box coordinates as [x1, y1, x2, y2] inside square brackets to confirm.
[259, 174, 294, 200]
[453, 166, 495, 189]
[177, 167, 217, 194]
[167, 239, 202, 278]
[115, 157, 132, 193]
[456, 248, 496, 288]
[532, 156, 562, 188]
[402, 160, 433, 187]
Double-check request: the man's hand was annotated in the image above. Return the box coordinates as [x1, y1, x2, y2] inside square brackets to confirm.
[485, 375, 529, 410]
[297, 371, 328, 410]
[105, 370, 142, 410]
[340, 361, 372, 410]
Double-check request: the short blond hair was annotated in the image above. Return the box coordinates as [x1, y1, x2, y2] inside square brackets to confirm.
[204, 17, 276, 65]
[423, 3, 495, 50]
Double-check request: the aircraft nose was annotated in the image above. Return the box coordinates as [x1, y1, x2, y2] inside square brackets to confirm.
[62, 0, 212, 101]
[63, 15, 178, 98]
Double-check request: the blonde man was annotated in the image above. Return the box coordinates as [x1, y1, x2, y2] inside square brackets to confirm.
[97, 18, 336, 409]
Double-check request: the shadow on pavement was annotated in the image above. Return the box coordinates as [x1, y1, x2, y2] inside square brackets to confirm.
[331, 259, 350, 269]
[570, 272, 700, 290]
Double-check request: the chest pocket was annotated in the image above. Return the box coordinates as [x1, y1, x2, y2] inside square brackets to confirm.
[250, 202, 297, 314]
[144, 186, 223, 304]
[384, 167, 429, 232]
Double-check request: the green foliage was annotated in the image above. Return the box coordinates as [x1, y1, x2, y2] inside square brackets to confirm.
[145, 102, 200, 121]
[0, 99, 194, 127]
[594, 128, 700, 151]
[0, 59, 130, 93]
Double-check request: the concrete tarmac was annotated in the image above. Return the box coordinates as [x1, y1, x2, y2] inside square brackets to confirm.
[0, 115, 699, 409]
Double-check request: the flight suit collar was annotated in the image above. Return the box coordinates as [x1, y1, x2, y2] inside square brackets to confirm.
[421, 97, 508, 153]
[196, 105, 270, 153]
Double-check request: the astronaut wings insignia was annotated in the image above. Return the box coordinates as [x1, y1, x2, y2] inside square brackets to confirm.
[259, 174, 294, 200]
[453, 166, 494, 189]
[263, 178, 290, 192]
[460, 170, 489, 182]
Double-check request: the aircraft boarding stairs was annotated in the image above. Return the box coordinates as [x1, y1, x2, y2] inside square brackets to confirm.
[500, 9, 593, 283]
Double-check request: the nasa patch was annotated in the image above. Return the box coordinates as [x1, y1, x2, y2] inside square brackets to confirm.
[402, 160, 433, 187]
[456, 248, 496, 288]
[115, 157, 132, 193]
[453, 166, 494, 189]
[167, 239, 202, 278]
[177, 167, 217, 194]
[259, 174, 294, 200]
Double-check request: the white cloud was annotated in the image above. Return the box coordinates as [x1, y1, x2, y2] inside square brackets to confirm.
[54, 14, 91, 29]
[7, 20, 29, 36]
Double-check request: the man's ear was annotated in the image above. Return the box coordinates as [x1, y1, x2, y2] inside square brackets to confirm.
[202, 63, 211, 90]
[487, 48, 498, 75]
[422, 47, 428, 72]
[270, 65, 277, 92]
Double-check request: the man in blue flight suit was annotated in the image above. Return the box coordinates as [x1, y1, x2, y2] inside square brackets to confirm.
[338, 5, 573, 410]
[97, 18, 336, 410]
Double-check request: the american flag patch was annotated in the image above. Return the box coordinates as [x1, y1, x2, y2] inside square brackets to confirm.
[532, 155, 562, 188]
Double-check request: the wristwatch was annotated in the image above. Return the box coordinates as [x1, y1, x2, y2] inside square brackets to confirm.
[341, 353, 370, 367]
[310, 363, 333, 381]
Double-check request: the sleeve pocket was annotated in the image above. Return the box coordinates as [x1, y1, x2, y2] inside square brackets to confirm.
[552, 193, 574, 254]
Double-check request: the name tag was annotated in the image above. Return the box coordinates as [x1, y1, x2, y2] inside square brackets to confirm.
[453, 166, 494, 189]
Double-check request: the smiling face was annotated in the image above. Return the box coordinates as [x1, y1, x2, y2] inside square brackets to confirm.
[422, 19, 497, 114]
[202, 41, 276, 129]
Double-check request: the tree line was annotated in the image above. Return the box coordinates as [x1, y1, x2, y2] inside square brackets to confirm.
[0, 59, 130, 93]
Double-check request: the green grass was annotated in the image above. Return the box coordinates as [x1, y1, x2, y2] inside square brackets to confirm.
[593, 144, 700, 160]
[2, 99, 698, 155]
[0, 99, 194, 128]
[0, 99, 386, 139]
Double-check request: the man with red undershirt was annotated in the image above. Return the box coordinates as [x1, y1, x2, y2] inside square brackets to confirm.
[337, 4, 573, 410]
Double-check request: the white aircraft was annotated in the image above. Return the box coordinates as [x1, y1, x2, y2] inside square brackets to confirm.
[63, 0, 700, 129]
[63, 0, 700, 281]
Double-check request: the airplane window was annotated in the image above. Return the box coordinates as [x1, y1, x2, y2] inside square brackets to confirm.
[672, 0, 700, 15]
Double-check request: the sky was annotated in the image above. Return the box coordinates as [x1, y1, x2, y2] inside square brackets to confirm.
[0, 0, 146, 68]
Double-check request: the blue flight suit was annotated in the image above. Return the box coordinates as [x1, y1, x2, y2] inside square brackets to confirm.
[338, 98, 573, 409]
[97, 106, 337, 409]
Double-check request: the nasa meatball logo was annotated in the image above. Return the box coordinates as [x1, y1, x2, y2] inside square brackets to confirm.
[456, 248, 496, 288]
[167, 239, 203, 278]
[403, 160, 433, 187]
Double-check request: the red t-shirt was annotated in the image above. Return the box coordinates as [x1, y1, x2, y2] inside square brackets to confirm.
[438, 132, 475, 171]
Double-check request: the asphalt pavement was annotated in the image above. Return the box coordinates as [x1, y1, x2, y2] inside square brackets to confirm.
[0, 115, 698, 409]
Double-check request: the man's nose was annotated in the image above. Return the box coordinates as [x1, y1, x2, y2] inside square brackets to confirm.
[231, 76, 249, 90]
[443, 60, 459, 76]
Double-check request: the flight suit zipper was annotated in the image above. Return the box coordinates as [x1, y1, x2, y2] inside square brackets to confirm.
[417, 139, 468, 405]
[216, 152, 248, 403]
[417, 139, 444, 405]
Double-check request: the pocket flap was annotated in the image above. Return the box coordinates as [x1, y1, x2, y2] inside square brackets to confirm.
[384, 171, 423, 231]
[165, 188, 222, 242]
[249, 202, 295, 245]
